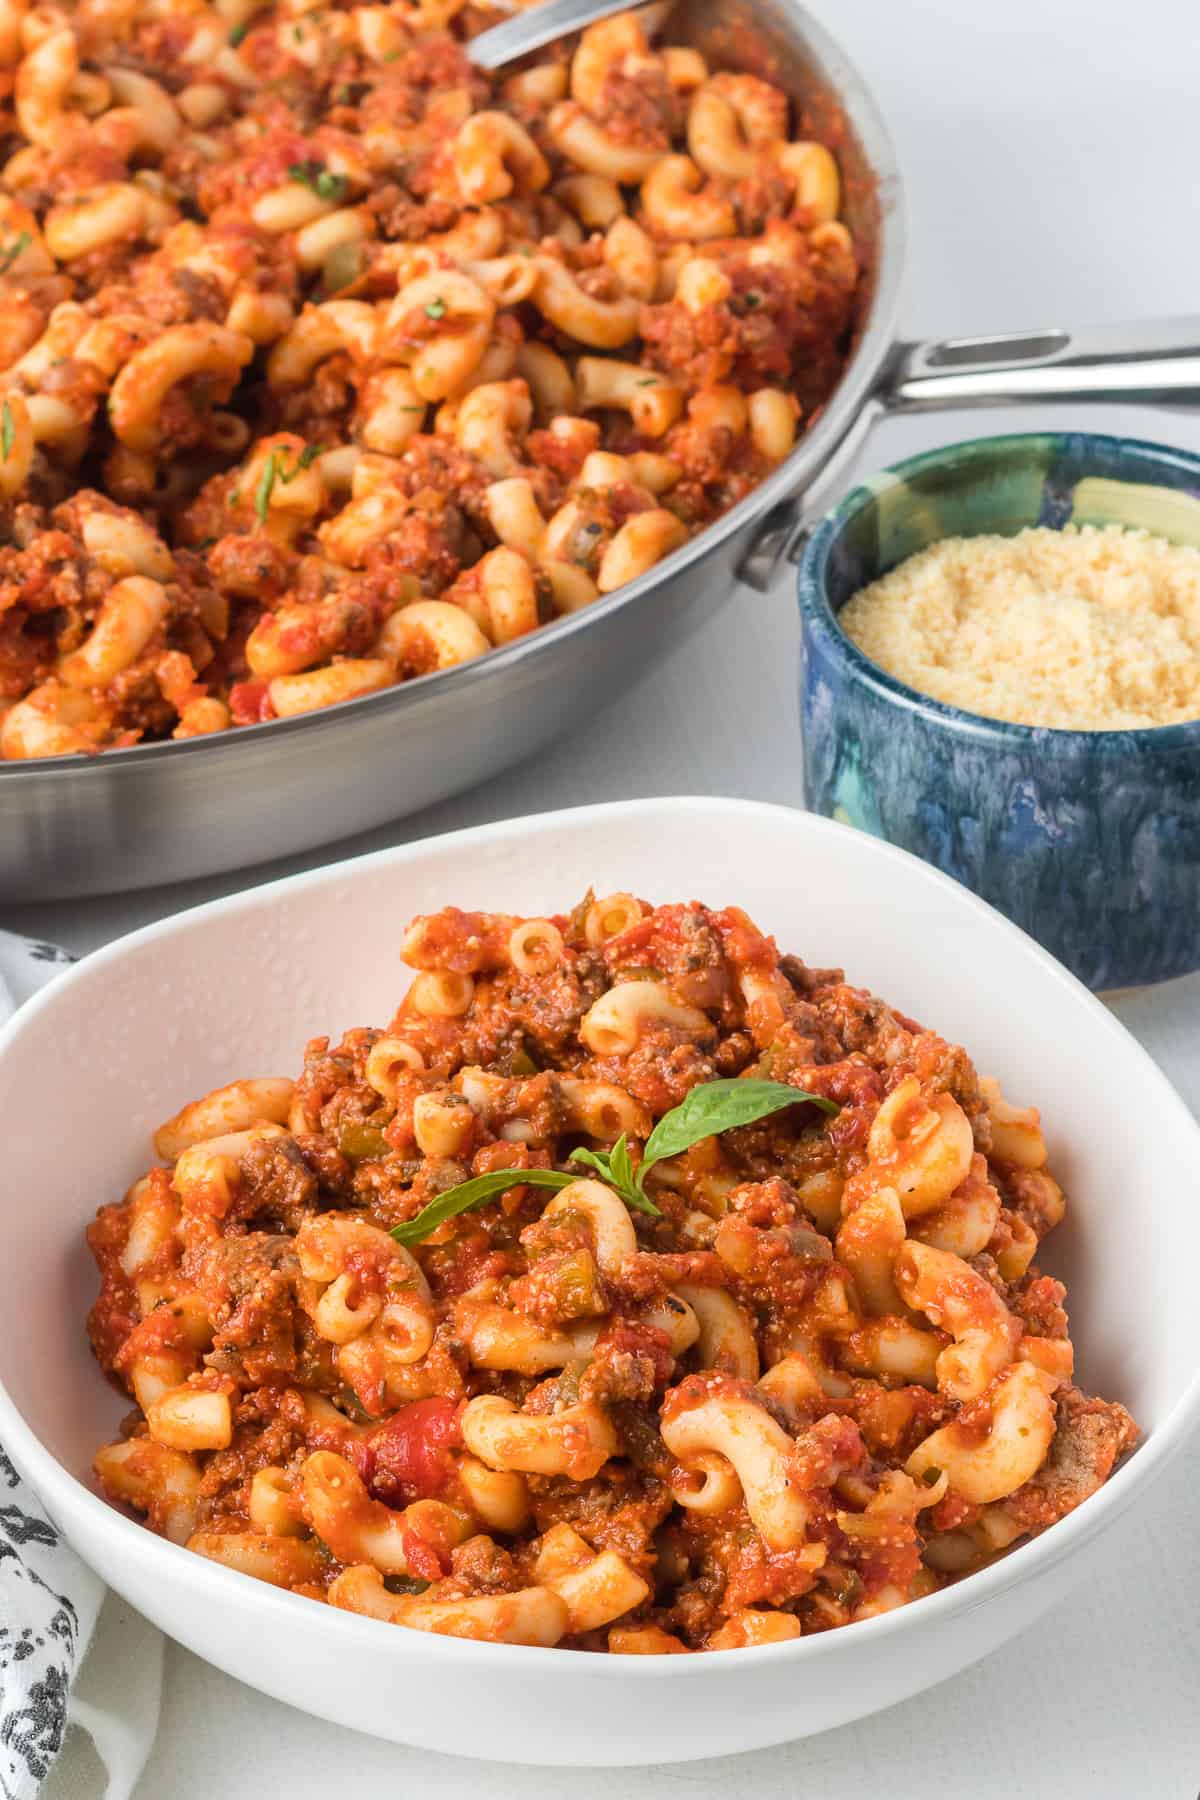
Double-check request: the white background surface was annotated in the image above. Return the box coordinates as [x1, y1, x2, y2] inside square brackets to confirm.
[17, 0, 1200, 1792]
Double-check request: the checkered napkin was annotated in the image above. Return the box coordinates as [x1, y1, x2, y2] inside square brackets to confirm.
[0, 932, 162, 1799]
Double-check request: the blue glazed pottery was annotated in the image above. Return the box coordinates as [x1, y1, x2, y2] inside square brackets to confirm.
[798, 432, 1200, 990]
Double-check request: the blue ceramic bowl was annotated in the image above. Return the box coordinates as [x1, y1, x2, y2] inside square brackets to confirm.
[798, 431, 1200, 990]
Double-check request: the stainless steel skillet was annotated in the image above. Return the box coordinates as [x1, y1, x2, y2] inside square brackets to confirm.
[3, 0, 1198, 900]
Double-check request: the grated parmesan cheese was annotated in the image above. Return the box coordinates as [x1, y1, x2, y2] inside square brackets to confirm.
[837, 524, 1200, 730]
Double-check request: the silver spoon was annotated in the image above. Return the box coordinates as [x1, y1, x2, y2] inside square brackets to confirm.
[467, 0, 662, 70]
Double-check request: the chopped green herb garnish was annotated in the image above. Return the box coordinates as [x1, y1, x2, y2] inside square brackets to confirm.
[423, 296, 447, 320]
[279, 442, 323, 481]
[635, 376, 660, 387]
[921, 1465, 943, 1487]
[1, 400, 13, 462]
[253, 443, 321, 522]
[0, 231, 31, 277]
[228, 19, 249, 45]
[253, 450, 280, 524]
[288, 160, 348, 203]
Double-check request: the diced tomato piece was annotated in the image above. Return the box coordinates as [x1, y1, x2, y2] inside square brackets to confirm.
[368, 1397, 463, 1506]
[229, 679, 275, 725]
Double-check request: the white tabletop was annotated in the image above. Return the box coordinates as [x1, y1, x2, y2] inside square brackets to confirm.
[22, 0, 1200, 1792]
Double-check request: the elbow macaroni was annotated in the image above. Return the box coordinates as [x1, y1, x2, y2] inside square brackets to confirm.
[0, 4, 860, 757]
[88, 897, 1135, 1652]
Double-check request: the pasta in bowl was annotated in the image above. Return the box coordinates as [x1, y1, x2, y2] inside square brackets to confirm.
[0, 798, 1192, 1762]
[0, 0, 860, 756]
[88, 889, 1135, 1652]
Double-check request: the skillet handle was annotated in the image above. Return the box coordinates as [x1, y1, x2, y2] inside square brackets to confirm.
[738, 314, 1200, 591]
[883, 315, 1200, 412]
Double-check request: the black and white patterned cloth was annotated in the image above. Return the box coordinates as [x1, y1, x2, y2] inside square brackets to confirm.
[0, 1444, 102, 1798]
[0, 932, 126, 1797]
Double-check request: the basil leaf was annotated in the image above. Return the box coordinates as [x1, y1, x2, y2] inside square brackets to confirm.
[390, 1077, 834, 1248]
[621, 1184, 662, 1219]
[567, 1144, 661, 1218]
[390, 1167, 577, 1245]
[565, 1145, 612, 1183]
[608, 1133, 634, 1195]
[641, 1078, 838, 1174]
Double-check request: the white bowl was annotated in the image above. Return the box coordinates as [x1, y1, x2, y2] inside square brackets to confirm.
[0, 798, 1196, 1766]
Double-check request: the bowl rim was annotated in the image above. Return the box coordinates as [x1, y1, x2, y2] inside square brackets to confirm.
[797, 427, 1200, 750]
[1, 794, 1197, 1679]
[0, 0, 908, 784]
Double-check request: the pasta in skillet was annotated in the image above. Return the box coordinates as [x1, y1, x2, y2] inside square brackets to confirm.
[88, 895, 1137, 1651]
[0, 2, 860, 755]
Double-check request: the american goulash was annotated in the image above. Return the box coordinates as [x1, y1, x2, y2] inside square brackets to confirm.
[88, 895, 1136, 1651]
[838, 525, 1200, 730]
[0, 3, 860, 757]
